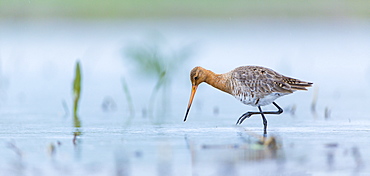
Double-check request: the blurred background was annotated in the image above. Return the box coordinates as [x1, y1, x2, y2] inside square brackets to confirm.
[0, 0, 369, 119]
[0, 1, 370, 175]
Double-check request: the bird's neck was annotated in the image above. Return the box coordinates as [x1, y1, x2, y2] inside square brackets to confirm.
[204, 70, 232, 95]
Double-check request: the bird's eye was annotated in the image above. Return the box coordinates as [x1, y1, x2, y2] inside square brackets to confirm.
[194, 76, 199, 80]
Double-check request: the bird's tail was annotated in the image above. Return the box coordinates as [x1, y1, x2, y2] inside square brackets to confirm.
[283, 77, 313, 91]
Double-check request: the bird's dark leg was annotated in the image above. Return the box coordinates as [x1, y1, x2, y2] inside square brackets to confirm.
[258, 106, 268, 137]
[271, 102, 283, 114]
[235, 101, 283, 127]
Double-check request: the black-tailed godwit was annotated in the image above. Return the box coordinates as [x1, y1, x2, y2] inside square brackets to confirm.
[184, 66, 312, 136]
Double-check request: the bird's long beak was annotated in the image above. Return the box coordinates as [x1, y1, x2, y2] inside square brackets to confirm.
[184, 85, 197, 122]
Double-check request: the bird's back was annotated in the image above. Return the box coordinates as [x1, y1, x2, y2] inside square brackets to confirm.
[229, 66, 312, 106]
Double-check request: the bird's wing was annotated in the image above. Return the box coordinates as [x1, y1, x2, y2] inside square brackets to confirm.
[231, 66, 294, 95]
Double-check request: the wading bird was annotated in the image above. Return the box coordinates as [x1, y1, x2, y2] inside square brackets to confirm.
[184, 66, 312, 136]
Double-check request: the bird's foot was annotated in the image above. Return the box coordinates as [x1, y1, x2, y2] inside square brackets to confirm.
[236, 112, 254, 125]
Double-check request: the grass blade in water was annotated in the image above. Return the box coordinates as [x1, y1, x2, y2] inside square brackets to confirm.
[121, 77, 135, 125]
[73, 61, 82, 136]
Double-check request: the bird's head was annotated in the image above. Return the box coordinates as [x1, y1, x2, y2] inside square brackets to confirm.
[190, 66, 207, 86]
[184, 66, 208, 122]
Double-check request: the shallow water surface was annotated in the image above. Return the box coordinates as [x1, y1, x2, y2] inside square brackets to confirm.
[0, 113, 369, 176]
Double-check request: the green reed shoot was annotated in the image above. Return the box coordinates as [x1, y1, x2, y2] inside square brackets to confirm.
[73, 61, 82, 136]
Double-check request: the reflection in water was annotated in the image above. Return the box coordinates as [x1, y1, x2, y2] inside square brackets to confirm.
[186, 128, 283, 175]
[47, 142, 56, 157]
[157, 142, 173, 176]
[217, 161, 237, 176]
[351, 146, 364, 173]
[73, 114, 82, 139]
[325, 143, 338, 171]
[6, 141, 25, 176]
[115, 151, 131, 176]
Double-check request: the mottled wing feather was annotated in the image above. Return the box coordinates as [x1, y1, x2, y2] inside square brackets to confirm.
[231, 66, 294, 97]
[271, 81, 293, 93]
[231, 65, 313, 99]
